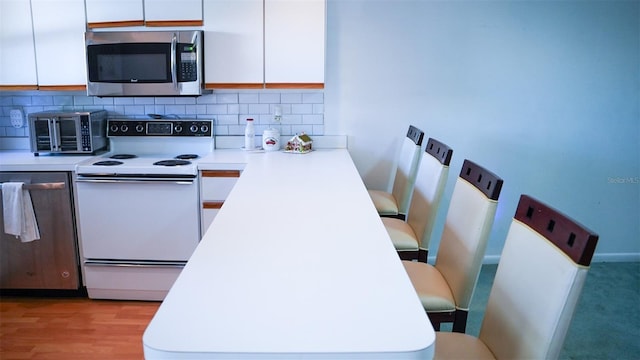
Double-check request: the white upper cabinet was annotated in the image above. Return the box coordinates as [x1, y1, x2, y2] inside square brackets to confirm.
[0, 0, 38, 87]
[203, 0, 263, 87]
[31, 0, 87, 87]
[86, 0, 144, 26]
[202, 0, 325, 88]
[145, 0, 203, 23]
[264, 0, 325, 86]
[86, 0, 202, 27]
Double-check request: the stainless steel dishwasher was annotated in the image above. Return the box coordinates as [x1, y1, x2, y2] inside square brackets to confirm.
[0, 172, 81, 291]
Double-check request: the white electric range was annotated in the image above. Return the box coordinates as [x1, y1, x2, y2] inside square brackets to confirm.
[74, 119, 213, 300]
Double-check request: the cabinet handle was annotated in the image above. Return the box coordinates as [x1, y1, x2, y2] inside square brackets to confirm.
[201, 170, 240, 178]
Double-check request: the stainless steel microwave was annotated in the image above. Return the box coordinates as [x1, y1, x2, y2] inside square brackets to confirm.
[29, 110, 107, 155]
[85, 30, 205, 97]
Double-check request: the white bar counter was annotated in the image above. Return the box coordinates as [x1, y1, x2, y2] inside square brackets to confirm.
[143, 149, 435, 359]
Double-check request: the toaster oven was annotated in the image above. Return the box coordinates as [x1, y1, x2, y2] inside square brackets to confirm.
[29, 110, 108, 155]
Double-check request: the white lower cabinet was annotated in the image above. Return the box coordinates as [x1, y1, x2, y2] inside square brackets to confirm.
[200, 170, 241, 236]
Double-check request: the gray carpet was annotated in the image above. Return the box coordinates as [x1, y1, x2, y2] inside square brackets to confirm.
[441, 262, 640, 359]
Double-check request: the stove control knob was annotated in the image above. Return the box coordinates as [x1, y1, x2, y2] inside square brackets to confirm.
[200, 124, 209, 133]
[136, 124, 144, 133]
[120, 124, 129, 133]
[110, 124, 119, 133]
[190, 124, 199, 133]
[175, 125, 183, 133]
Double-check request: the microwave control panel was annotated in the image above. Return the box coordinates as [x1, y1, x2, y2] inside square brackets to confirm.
[179, 44, 198, 82]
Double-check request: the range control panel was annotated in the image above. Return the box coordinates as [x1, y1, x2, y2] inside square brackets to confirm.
[107, 120, 212, 137]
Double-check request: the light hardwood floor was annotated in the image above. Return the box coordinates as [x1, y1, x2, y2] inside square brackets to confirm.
[0, 297, 160, 360]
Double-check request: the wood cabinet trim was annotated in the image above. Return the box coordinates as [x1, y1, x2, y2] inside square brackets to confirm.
[203, 201, 224, 209]
[87, 20, 145, 29]
[201, 170, 241, 178]
[0, 85, 39, 91]
[38, 85, 86, 91]
[145, 20, 203, 27]
[265, 83, 324, 89]
[205, 83, 265, 90]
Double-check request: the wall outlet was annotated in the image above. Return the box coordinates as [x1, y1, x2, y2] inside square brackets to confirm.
[10, 109, 24, 128]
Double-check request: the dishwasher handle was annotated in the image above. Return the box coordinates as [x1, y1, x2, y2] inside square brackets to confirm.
[0, 182, 66, 190]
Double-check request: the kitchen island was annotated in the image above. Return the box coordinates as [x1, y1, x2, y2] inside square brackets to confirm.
[143, 149, 435, 359]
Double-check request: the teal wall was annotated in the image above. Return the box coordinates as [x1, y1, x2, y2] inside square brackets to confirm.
[325, 0, 640, 261]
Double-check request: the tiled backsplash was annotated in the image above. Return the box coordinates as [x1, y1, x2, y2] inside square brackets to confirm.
[0, 90, 324, 149]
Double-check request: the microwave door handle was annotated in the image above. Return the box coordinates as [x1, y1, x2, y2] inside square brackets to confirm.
[171, 33, 178, 91]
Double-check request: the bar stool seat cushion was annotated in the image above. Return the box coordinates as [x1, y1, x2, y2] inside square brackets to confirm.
[435, 332, 496, 360]
[368, 190, 399, 216]
[381, 217, 418, 250]
[403, 260, 455, 312]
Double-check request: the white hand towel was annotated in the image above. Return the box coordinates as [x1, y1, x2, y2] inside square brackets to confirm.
[2, 182, 40, 242]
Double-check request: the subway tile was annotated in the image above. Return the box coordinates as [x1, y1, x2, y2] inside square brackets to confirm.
[303, 114, 323, 125]
[154, 97, 175, 105]
[239, 93, 259, 104]
[248, 103, 270, 114]
[259, 93, 280, 103]
[213, 125, 229, 136]
[53, 96, 74, 106]
[93, 97, 114, 105]
[74, 96, 94, 105]
[185, 104, 207, 115]
[291, 125, 313, 135]
[114, 97, 134, 105]
[215, 115, 239, 125]
[207, 104, 228, 114]
[124, 105, 146, 115]
[229, 124, 245, 136]
[217, 93, 239, 104]
[281, 93, 302, 103]
[0, 90, 325, 145]
[303, 92, 323, 103]
[281, 114, 302, 124]
[197, 94, 217, 104]
[12, 96, 32, 106]
[238, 104, 249, 114]
[175, 97, 196, 105]
[291, 104, 313, 114]
[145, 105, 165, 116]
[165, 105, 187, 115]
[227, 104, 240, 115]
[134, 97, 155, 105]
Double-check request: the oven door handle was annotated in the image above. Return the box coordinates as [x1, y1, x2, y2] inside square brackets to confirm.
[76, 178, 194, 185]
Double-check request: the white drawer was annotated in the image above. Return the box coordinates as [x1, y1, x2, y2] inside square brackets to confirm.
[200, 170, 240, 200]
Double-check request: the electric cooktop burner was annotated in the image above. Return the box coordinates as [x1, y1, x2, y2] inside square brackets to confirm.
[93, 160, 123, 166]
[154, 160, 192, 167]
[110, 154, 137, 160]
[175, 154, 199, 160]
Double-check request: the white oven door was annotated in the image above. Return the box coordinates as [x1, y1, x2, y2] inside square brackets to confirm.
[76, 177, 200, 262]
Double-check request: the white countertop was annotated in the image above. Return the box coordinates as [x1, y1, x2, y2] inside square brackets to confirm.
[0, 150, 97, 172]
[143, 149, 435, 359]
